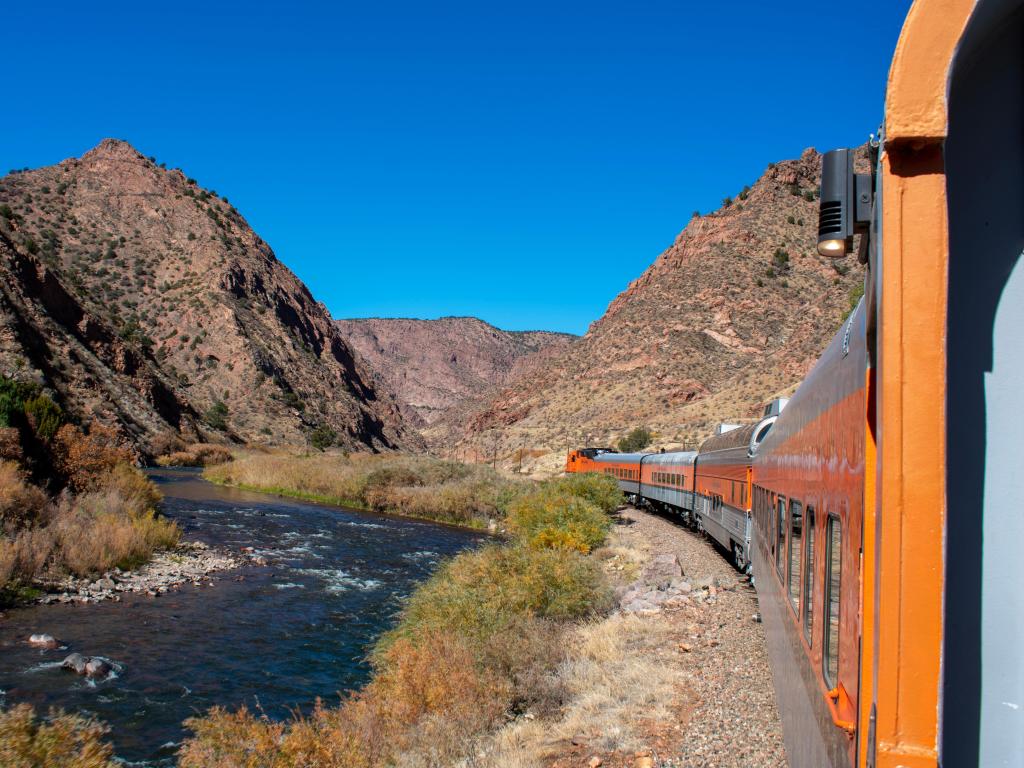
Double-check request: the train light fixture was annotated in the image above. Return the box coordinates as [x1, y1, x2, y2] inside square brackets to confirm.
[817, 148, 872, 258]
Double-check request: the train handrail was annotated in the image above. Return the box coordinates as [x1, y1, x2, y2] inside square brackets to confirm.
[825, 685, 856, 736]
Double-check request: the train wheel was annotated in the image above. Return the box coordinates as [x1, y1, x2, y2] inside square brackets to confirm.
[733, 544, 748, 572]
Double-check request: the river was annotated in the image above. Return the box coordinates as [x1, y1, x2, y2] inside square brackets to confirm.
[0, 468, 485, 765]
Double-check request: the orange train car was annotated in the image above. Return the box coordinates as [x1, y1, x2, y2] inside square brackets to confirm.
[752, 0, 1024, 764]
[693, 407, 780, 571]
[567, 1, 1023, 764]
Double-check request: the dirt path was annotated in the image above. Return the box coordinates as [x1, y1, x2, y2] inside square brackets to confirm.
[607, 506, 787, 768]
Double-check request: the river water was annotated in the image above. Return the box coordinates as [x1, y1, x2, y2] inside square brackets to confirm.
[0, 468, 485, 765]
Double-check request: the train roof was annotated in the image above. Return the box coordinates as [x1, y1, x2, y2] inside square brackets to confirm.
[643, 451, 697, 466]
[698, 422, 760, 453]
[591, 452, 651, 464]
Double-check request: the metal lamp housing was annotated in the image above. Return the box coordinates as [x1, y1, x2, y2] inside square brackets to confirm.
[817, 148, 873, 258]
[818, 149, 854, 257]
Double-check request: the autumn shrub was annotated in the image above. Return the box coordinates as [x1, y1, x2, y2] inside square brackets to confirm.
[0, 528, 55, 588]
[181, 632, 512, 768]
[51, 487, 178, 576]
[53, 423, 134, 492]
[0, 704, 116, 768]
[506, 491, 610, 553]
[0, 427, 22, 462]
[0, 461, 47, 533]
[156, 443, 232, 467]
[149, 430, 186, 457]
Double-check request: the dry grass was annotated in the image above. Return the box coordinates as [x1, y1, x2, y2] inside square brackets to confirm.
[156, 443, 232, 467]
[476, 614, 679, 766]
[51, 488, 179, 576]
[1, 457, 178, 596]
[0, 704, 117, 768]
[205, 452, 524, 528]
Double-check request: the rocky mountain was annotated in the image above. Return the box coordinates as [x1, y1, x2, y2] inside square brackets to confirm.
[335, 316, 574, 427]
[444, 148, 866, 474]
[0, 139, 416, 452]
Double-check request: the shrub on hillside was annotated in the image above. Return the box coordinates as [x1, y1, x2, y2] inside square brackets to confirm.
[53, 423, 134, 492]
[203, 400, 229, 431]
[0, 378, 64, 444]
[309, 425, 336, 451]
[0, 704, 116, 768]
[617, 426, 652, 453]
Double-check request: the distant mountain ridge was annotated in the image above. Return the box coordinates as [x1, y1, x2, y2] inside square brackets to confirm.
[335, 316, 575, 427]
[438, 147, 867, 473]
[0, 139, 417, 452]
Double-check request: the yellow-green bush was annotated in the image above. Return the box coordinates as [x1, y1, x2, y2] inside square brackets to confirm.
[506, 491, 611, 553]
[0, 704, 116, 768]
[380, 543, 610, 651]
[543, 471, 622, 514]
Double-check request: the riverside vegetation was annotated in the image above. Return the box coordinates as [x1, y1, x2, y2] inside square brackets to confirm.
[202, 451, 529, 529]
[0, 377, 179, 609]
[0, 451, 629, 767]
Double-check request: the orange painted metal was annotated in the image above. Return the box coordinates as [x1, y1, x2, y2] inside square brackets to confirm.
[869, 0, 974, 764]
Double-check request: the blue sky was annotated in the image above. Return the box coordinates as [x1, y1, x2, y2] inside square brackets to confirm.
[2, 1, 911, 334]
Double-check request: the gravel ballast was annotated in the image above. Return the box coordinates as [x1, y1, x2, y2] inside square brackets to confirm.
[612, 505, 788, 768]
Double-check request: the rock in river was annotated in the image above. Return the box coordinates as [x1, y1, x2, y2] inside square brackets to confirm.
[61, 653, 113, 679]
[62, 653, 88, 675]
[28, 633, 58, 648]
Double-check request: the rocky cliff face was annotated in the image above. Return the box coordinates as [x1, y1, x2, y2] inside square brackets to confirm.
[0, 139, 417, 452]
[445, 148, 866, 472]
[335, 316, 575, 427]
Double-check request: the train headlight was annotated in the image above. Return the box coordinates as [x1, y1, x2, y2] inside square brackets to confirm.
[817, 148, 872, 258]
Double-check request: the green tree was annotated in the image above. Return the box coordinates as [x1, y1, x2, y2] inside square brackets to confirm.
[617, 427, 652, 453]
[204, 400, 229, 431]
[310, 425, 337, 451]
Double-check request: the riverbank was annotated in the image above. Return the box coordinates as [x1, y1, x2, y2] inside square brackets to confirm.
[177, 472, 622, 767]
[31, 540, 248, 605]
[203, 451, 525, 529]
[1, 469, 486, 764]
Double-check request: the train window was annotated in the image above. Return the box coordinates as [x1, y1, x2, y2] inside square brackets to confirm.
[788, 500, 803, 614]
[803, 506, 816, 645]
[775, 497, 786, 577]
[823, 515, 842, 688]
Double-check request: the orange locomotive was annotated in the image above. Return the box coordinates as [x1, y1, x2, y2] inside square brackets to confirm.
[568, 1, 1023, 765]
